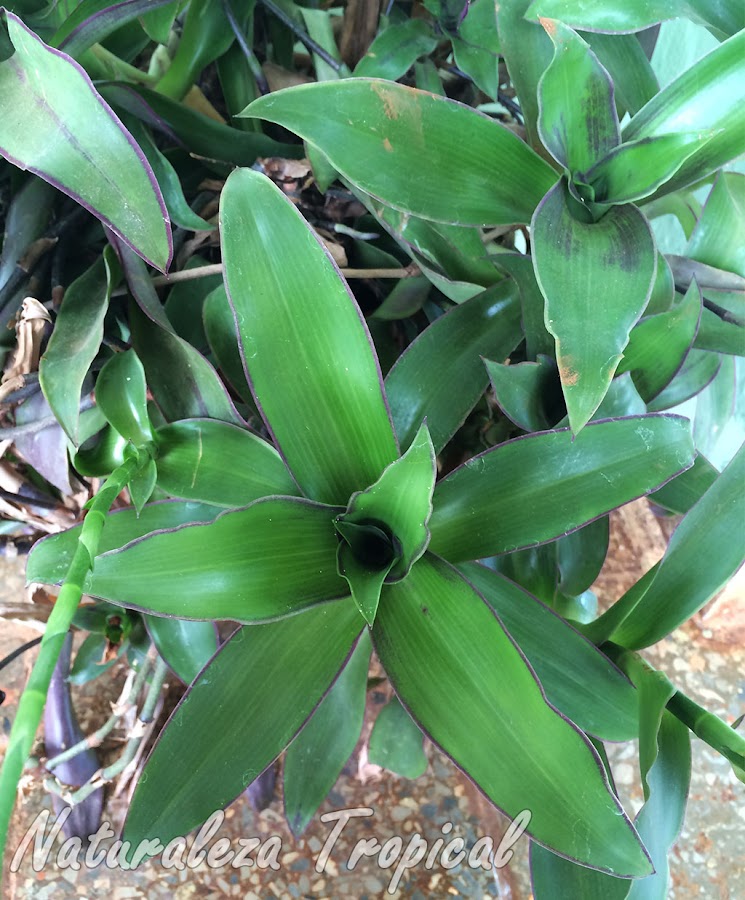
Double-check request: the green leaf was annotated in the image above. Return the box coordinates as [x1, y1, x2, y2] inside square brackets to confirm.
[68, 632, 122, 685]
[140, 0, 180, 44]
[429, 415, 694, 562]
[202, 283, 255, 407]
[122, 599, 364, 851]
[532, 178, 656, 431]
[123, 271, 243, 426]
[155, 419, 299, 507]
[451, 0, 501, 99]
[686, 172, 745, 279]
[525, 0, 744, 39]
[647, 348, 720, 411]
[493, 251, 555, 358]
[537, 20, 620, 173]
[606, 442, 745, 649]
[648, 453, 719, 515]
[623, 28, 745, 195]
[284, 631, 371, 836]
[0, 13, 171, 271]
[353, 19, 438, 81]
[153, 0, 237, 100]
[627, 711, 691, 900]
[39, 249, 116, 444]
[128, 456, 157, 514]
[26, 500, 221, 586]
[385, 280, 523, 452]
[220, 168, 398, 505]
[336, 537, 396, 626]
[95, 349, 153, 447]
[531, 843, 632, 900]
[460, 562, 637, 741]
[581, 133, 716, 205]
[125, 118, 213, 232]
[616, 280, 702, 401]
[612, 649, 691, 900]
[341, 422, 436, 582]
[705, 302, 745, 352]
[556, 516, 610, 597]
[497, 0, 554, 147]
[163, 257, 220, 351]
[584, 31, 657, 117]
[73, 423, 127, 477]
[52, 0, 179, 56]
[83, 497, 348, 622]
[368, 695, 427, 778]
[145, 616, 218, 685]
[365, 197, 504, 296]
[243, 79, 558, 226]
[99, 82, 303, 167]
[485, 354, 561, 432]
[373, 555, 652, 875]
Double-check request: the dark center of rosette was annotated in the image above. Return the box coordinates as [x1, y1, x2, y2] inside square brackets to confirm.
[333, 516, 402, 571]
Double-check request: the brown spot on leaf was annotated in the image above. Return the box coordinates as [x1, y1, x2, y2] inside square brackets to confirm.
[539, 17, 557, 37]
[383, 137, 393, 152]
[559, 361, 579, 386]
[372, 81, 400, 119]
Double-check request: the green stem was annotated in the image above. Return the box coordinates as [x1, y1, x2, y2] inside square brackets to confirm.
[0, 452, 143, 871]
[80, 44, 159, 85]
[606, 643, 745, 777]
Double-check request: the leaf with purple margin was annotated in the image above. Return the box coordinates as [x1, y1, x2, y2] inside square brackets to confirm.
[283, 631, 371, 837]
[647, 348, 720, 411]
[26, 500, 221, 586]
[532, 178, 656, 432]
[111, 238, 243, 426]
[144, 616, 218, 685]
[243, 79, 557, 226]
[95, 349, 153, 448]
[460, 562, 636, 741]
[531, 843, 631, 900]
[53, 0, 178, 57]
[99, 82, 303, 166]
[385, 280, 523, 453]
[122, 599, 364, 853]
[82, 497, 348, 622]
[368, 695, 427, 778]
[686, 172, 745, 279]
[0, 13, 171, 271]
[220, 168, 398, 506]
[373, 554, 652, 875]
[155, 419, 299, 507]
[39, 248, 116, 445]
[623, 28, 745, 196]
[485, 355, 561, 432]
[537, 19, 620, 174]
[428, 415, 694, 563]
[202, 284, 256, 408]
[617, 281, 702, 401]
[605, 443, 745, 649]
[341, 422, 436, 582]
[648, 453, 719, 515]
[525, 0, 744, 40]
[497, 0, 554, 148]
[580, 133, 716, 205]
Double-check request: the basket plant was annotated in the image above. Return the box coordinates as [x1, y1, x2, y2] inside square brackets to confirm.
[0, 0, 743, 894]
